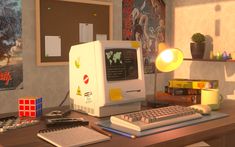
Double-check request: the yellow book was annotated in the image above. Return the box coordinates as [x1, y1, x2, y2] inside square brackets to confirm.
[168, 79, 219, 89]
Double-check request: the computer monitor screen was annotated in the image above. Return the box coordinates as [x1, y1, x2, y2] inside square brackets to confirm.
[69, 40, 145, 116]
[105, 49, 138, 81]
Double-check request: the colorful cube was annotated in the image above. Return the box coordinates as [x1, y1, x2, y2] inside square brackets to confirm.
[18, 96, 42, 117]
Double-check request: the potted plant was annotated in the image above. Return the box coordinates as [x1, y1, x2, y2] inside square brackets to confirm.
[190, 33, 206, 59]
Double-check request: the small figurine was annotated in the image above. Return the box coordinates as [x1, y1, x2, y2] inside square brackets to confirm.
[222, 51, 228, 60]
[216, 52, 222, 60]
[228, 53, 232, 60]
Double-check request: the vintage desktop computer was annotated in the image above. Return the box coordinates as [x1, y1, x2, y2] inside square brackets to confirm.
[69, 40, 145, 117]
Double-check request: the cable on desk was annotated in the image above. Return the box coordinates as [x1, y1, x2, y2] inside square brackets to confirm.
[59, 90, 69, 107]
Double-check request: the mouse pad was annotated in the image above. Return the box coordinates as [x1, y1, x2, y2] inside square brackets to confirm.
[96, 112, 229, 137]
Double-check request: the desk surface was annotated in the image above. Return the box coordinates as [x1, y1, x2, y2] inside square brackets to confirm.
[0, 100, 235, 147]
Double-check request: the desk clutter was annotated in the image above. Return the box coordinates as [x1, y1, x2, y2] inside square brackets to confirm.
[0, 116, 39, 133]
[167, 79, 219, 90]
[0, 96, 42, 133]
[40, 109, 111, 146]
[111, 105, 203, 131]
[37, 126, 111, 147]
[0, 92, 227, 146]
[45, 117, 89, 127]
[0, 104, 229, 147]
[98, 111, 228, 137]
[159, 79, 219, 106]
[1, 108, 111, 146]
[18, 96, 43, 118]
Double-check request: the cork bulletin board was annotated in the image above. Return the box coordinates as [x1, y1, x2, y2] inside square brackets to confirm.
[35, 0, 113, 66]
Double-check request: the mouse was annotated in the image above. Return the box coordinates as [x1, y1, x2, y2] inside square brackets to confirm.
[190, 104, 211, 115]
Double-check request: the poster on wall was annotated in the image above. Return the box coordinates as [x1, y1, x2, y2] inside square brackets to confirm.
[122, 0, 165, 74]
[0, 0, 23, 90]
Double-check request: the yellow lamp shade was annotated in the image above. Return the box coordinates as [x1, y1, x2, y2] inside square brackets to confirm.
[158, 42, 168, 53]
[155, 48, 183, 72]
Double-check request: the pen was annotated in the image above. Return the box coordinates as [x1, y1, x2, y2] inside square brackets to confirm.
[102, 127, 136, 139]
[89, 124, 112, 137]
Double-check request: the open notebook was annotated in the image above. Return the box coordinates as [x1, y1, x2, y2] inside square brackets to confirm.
[37, 126, 110, 147]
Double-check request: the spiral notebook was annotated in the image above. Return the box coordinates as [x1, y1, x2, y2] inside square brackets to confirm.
[37, 126, 110, 147]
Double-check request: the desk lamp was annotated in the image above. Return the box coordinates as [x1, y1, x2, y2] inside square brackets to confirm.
[149, 42, 184, 106]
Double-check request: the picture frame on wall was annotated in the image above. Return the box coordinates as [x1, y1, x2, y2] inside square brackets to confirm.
[0, 0, 23, 91]
[122, 0, 165, 74]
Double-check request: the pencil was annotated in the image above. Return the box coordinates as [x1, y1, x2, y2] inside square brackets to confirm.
[102, 127, 136, 139]
[90, 124, 112, 137]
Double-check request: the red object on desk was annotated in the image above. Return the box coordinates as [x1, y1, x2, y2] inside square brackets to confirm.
[156, 92, 201, 106]
[18, 96, 42, 117]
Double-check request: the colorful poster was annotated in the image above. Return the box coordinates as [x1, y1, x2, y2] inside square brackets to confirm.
[122, 0, 165, 74]
[0, 0, 23, 90]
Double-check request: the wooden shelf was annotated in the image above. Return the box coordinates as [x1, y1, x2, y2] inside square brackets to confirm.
[184, 58, 235, 62]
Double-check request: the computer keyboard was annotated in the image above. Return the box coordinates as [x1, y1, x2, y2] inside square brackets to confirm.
[110, 105, 202, 131]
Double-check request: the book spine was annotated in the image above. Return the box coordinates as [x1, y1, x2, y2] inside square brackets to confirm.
[168, 79, 219, 89]
[156, 92, 201, 106]
[165, 87, 201, 96]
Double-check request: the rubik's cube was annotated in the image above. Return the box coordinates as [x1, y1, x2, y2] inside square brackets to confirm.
[18, 96, 42, 117]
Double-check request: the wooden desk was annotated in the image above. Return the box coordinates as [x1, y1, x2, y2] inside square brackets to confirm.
[0, 100, 235, 147]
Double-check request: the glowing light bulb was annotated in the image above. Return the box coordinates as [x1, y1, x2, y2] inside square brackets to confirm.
[161, 50, 173, 63]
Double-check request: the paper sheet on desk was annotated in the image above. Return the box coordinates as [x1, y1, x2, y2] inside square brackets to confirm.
[97, 112, 228, 137]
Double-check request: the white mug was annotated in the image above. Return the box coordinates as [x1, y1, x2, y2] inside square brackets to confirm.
[201, 89, 223, 110]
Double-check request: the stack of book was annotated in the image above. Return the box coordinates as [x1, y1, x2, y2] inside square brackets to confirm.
[157, 79, 219, 106]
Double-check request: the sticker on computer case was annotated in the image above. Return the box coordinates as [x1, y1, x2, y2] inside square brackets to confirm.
[109, 88, 123, 101]
[75, 57, 80, 68]
[84, 91, 93, 103]
[76, 86, 82, 96]
[83, 74, 89, 84]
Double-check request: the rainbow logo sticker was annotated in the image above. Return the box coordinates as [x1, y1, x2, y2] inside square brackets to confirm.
[75, 58, 80, 68]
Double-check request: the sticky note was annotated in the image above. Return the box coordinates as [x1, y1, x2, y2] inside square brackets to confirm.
[109, 88, 123, 101]
[131, 41, 140, 48]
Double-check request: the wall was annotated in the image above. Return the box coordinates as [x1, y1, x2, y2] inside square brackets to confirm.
[170, 0, 235, 99]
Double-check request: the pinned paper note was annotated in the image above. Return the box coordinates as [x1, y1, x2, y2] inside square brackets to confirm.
[79, 23, 93, 43]
[45, 36, 61, 57]
[109, 88, 123, 101]
[96, 34, 107, 41]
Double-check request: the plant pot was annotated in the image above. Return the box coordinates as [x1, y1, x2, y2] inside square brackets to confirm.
[190, 42, 205, 59]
